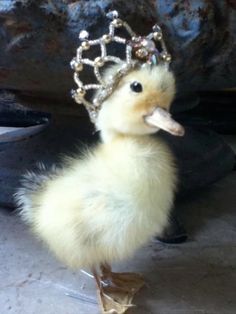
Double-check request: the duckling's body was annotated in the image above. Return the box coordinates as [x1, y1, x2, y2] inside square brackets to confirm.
[16, 64, 184, 312]
[19, 134, 176, 269]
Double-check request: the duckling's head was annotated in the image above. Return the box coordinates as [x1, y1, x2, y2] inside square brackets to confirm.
[96, 64, 184, 141]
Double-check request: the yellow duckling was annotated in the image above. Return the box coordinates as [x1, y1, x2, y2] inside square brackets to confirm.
[15, 63, 184, 313]
[16, 8, 187, 312]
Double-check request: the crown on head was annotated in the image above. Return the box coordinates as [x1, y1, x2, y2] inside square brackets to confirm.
[71, 10, 171, 124]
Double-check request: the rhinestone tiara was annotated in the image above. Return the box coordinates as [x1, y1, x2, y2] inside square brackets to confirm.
[71, 10, 171, 124]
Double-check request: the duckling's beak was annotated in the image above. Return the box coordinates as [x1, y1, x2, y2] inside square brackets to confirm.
[145, 107, 185, 136]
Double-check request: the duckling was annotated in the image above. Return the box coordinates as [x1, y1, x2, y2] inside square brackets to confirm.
[15, 63, 184, 313]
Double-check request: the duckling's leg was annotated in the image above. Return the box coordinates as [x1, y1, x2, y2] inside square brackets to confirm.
[92, 267, 130, 314]
[100, 263, 144, 293]
[95, 263, 145, 314]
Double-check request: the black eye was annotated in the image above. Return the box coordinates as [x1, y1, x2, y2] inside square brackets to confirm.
[130, 81, 143, 93]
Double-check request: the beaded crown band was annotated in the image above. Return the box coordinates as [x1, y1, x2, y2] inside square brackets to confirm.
[71, 10, 171, 124]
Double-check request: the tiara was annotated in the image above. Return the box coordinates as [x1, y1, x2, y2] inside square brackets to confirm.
[71, 10, 171, 124]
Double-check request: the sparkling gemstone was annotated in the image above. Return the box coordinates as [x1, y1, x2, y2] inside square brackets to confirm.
[141, 39, 156, 51]
[81, 41, 90, 50]
[112, 18, 123, 28]
[77, 87, 86, 96]
[93, 98, 100, 106]
[75, 63, 83, 71]
[153, 31, 162, 41]
[102, 34, 112, 43]
[161, 52, 172, 62]
[131, 36, 140, 43]
[165, 54, 172, 62]
[71, 59, 83, 71]
[136, 48, 148, 59]
[70, 58, 77, 69]
[94, 57, 104, 67]
[79, 30, 89, 40]
[90, 111, 97, 120]
[106, 10, 119, 19]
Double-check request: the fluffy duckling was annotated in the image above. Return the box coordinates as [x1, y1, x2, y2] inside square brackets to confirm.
[16, 64, 184, 312]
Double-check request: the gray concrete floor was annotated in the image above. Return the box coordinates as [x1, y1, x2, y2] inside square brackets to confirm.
[0, 134, 236, 314]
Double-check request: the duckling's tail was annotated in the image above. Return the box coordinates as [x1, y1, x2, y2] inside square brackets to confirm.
[15, 163, 60, 224]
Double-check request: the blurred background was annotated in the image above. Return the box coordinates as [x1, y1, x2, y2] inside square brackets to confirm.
[0, 0, 235, 207]
[0, 2, 236, 313]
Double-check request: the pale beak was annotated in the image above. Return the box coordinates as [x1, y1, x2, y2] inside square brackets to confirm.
[145, 107, 185, 136]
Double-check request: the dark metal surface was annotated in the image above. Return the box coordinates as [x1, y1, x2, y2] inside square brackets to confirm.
[0, 0, 235, 111]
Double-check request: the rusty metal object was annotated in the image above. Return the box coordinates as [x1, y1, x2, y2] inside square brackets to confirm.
[0, 0, 235, 110]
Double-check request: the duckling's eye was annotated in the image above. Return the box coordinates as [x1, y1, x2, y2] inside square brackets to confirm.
[130, 81, 143, 93]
